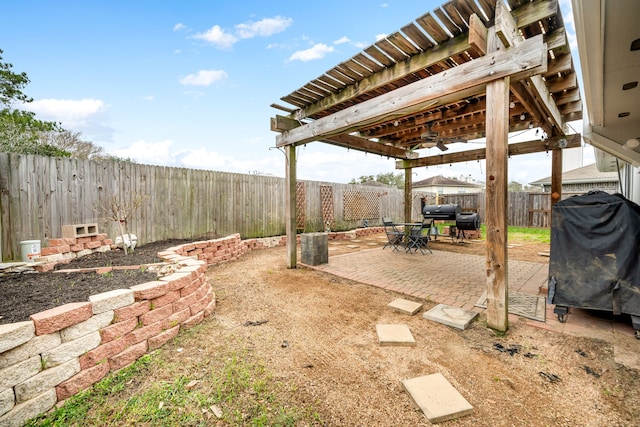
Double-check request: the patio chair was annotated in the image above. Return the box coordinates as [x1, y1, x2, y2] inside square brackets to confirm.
[382, 218, 404, 251]
[405, 222, 432, 255]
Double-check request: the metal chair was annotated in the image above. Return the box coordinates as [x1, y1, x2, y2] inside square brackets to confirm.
[405, 222, 432, 254]
[382, 218, 404, 252]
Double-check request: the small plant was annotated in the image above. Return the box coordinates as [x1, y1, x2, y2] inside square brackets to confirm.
[95, 193, 148, 255]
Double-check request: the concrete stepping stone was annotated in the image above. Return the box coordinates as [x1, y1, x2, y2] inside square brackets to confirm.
[423, 304, 478, 330]
[387, 298, 422, 315]
[375, 324, 415, 346]
[402, 373, 473, 423]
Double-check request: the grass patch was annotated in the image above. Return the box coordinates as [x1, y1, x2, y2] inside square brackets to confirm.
[26, 337, 322, 427]
[437, 223, 550, 244]
[505, 226, 550, 243]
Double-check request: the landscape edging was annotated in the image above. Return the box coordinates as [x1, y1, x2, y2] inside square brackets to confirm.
[0, 228, 380, 426]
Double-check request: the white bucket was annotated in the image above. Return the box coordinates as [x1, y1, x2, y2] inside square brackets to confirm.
[20, 240, 41, 262]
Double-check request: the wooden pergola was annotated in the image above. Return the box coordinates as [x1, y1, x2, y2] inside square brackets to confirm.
[270, 0, 582, 332]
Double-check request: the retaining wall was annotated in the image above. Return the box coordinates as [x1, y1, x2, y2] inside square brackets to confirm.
[0, 228, 381, 426]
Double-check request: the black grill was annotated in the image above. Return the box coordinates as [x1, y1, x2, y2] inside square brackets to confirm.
[421, 204, 461, 220]
[421, 203, 481, 238]
[455, 212, 481, 230]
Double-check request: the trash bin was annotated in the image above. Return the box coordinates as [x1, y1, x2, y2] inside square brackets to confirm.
[20, 240, 41, 262]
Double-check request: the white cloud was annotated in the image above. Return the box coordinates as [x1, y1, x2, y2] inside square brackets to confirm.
[193, 25, 238, 48]
[375, 33, 387, 41]
[192, 16, 291, 49]
[180, 148, 234, 169]
[235, 16, 292, 39]
[26, 98, 105, 121]
[289, 43, 334, 62]
[112, 140, 175, 165]
[334, 35, 367, 50]
[179, 69, 228, 86]
[173, 22, 187, 31]
[24, 98, 114, 141]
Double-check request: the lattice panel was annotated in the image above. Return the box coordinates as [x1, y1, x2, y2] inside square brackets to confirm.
[296, 182, 306, 230]
[343, 190, 380, 221]
[320, 185, 335, 229]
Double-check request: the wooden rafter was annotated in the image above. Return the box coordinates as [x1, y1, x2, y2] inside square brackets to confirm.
[277, 35, 547, 148]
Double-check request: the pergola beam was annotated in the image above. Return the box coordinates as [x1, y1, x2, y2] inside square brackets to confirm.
[272, 114, 412, 158]
[395, 134, 581, 168]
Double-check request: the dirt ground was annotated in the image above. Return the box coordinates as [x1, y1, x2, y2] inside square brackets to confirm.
[2, 234, 640, 425]
[204, 238, 639, 426]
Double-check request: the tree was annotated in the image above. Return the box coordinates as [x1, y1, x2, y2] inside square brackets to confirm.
[40, 130, 105, 159]
[0, 49, 68, 156]
[349, 172, 404, 189]
[508, 181, 524, 192]
[95, 194, 148, 255]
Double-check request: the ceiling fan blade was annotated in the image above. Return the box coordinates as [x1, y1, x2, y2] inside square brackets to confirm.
[436, 141, 448, 151]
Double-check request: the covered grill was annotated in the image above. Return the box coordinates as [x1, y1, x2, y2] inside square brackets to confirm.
[421, 203, 481, 241]
[548, 191, 640, 336]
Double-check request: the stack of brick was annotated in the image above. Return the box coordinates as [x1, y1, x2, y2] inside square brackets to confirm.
[157, 233, 250, 265]
[35, 234, 113, 273]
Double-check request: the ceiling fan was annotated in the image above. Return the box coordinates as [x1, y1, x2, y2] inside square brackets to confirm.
[420, 122, 468, 151]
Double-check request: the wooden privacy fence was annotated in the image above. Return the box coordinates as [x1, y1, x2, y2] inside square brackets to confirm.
[442, 192, 552, 228]
[0, 153, 558, 261]
[0, 154, 407, 261]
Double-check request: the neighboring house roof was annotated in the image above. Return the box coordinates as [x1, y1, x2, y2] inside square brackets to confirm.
[413, 175, 481, 188]
[529, 163, 619, 186]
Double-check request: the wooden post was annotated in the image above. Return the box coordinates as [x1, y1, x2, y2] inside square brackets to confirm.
[550, 148, 563, 210]
[485, 27, 510, 333]
[285, 145, 297, 269]
[404, 168, 413, 223]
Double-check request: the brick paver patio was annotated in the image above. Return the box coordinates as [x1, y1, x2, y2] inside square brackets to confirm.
[311, 246, 548, 312]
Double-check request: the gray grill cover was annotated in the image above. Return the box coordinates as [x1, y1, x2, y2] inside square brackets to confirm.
[548, 191, 640, 316]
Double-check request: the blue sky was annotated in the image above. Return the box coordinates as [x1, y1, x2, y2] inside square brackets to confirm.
[1, 0, 589, 185]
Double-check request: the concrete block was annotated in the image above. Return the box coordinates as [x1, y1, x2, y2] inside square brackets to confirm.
[0, 333, 61, 369]
[31, 302, 93, 336]
[0, 321, 35, 354]
[109, 341, 147, 372]
[375, 324, 416, 346]
[89, 289, 135, 314]
[14, 359, 80, 404]
[130, 281, 169, 300]
[301, 233, 328, 266]
[402, 373, 473, 423]
[0, 389, 57, 427]
[387, 298, 423, 315]
[60, 311, 114, 342]
[0, 356, 41, 390]
[41, 331, 101, 368]
[0, 388, 14, 417]
[56, 362, 110, 401]
[423, 304, 478, 330]
[61, 223, 98, 239]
